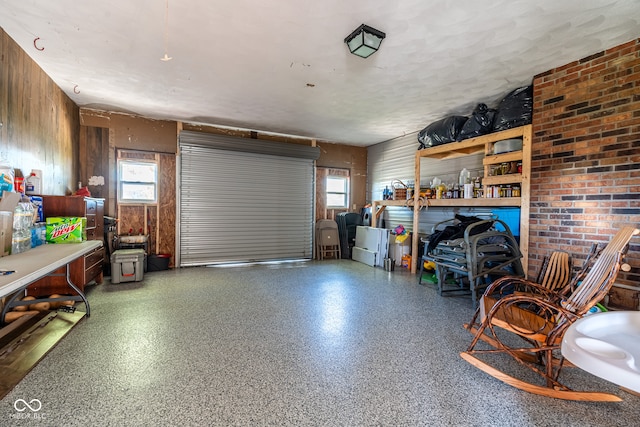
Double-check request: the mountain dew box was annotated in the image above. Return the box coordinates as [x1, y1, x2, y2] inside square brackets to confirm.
[46, 217, 86, 243]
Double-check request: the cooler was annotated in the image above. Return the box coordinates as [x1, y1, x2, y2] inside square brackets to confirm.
[111, 249, 145, 283]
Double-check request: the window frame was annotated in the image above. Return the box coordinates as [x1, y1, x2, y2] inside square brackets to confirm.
[326, 175, 349, 209]
[117, 159, 158, 204]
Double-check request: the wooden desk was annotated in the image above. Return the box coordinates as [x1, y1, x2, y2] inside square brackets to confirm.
[0, 241, 102, 324]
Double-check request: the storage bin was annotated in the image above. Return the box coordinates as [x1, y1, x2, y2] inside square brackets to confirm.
[111, 249, 145, 283]
[148, 253, 171, 271]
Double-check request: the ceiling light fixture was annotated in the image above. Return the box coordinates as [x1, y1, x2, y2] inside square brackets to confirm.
[344, 24, 386, 59]
[161, 0, 172, 61]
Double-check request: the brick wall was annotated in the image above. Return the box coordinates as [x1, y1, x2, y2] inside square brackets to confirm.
[530, 38, 640, 307]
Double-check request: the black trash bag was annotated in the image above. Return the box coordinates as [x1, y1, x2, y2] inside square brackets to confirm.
[458, 103, 497, 140]
[418, 116, 468, 149]
[492, 85, 533, 131]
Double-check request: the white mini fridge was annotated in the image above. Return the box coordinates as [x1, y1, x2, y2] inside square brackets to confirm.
[352, 226, 389, 267]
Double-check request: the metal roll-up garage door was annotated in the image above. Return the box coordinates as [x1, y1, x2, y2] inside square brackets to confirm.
[178, 131, 320, 267]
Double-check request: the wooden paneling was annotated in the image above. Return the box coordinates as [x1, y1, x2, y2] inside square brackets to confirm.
[158, 153, 176, 263]
[0, 28, 79, 195]
[80, 109, 177, 154]
[316, 167, 350, 221]
[116, 150, 156, 240]
[79, 126, 109, 200]
[79, 118, 365, 268]
[182, 122, 311, 146]
[118, 205, 146, 237]
[316, 143, 367, 211]
[114, 150, 175, 266]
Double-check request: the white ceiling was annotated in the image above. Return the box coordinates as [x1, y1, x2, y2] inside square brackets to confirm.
[1, 1, 639, 146]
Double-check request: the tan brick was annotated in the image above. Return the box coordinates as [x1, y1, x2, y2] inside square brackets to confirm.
[603, 112, 634, 123]
[562, 181, 587, 189]
[574, 201, 602, 208]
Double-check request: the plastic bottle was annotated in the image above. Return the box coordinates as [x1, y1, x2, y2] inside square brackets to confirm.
[383, 186, 391, 200]
[459, 168, 470, 186]
[11, 204, 32, 254]
[406, 180, 414, 200]
[25, 171, 42, 195]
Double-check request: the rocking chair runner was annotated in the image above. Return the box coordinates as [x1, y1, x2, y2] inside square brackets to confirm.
[461, 226, 640, 401]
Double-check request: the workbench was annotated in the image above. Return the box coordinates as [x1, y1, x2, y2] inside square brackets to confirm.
[0, 240, 102, 323]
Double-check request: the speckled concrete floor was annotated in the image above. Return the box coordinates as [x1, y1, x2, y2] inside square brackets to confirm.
[0, 260, 637, 426]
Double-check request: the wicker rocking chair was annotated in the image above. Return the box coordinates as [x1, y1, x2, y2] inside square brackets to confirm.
[461, 226, 639, 401]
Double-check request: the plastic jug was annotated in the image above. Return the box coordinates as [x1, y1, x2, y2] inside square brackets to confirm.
[401, 254, 412, 268]
[25, 171, 42, 195]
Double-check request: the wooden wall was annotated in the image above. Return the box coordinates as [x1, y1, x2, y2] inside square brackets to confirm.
[316, 142, 367, 213]
[0, 28, 79, 195]
[79, 126, 109, 199]
[79, 109, 178, 217]
[79, 110, 178, 264]
[77, 112, 365, 266]
[316, 167, 350, 221]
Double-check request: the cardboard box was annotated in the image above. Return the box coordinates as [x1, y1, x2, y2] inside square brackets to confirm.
[29, 195, 44, 222]
[46, 217, 86, 243]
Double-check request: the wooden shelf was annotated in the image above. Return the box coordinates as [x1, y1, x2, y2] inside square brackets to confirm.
[482, 175, 523, 186]
[483, 150, 523, 165]
[425, 197, 521, 207]
[372, 199, 410, 223]
[410, 124, 532, 274]
[373, 199, 408, 207]
[416, 126, 530, 160]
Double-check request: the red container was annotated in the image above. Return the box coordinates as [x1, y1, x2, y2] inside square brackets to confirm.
[14, 177, 24, 194]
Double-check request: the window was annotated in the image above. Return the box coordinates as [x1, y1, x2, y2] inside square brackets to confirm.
[326, 176, 348, 208]
[118, 160, 158, 203]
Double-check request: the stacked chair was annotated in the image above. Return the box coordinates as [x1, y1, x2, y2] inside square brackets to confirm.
[336, 212, 363, 259]
[419, 215, 524, 307]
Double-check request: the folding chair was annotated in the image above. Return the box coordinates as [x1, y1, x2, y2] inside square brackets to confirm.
[315, 219, 341, 260]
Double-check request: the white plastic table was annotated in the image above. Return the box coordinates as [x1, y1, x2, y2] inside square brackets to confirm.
[0, 240, 102, 323]
[561, 311, 640, 393]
